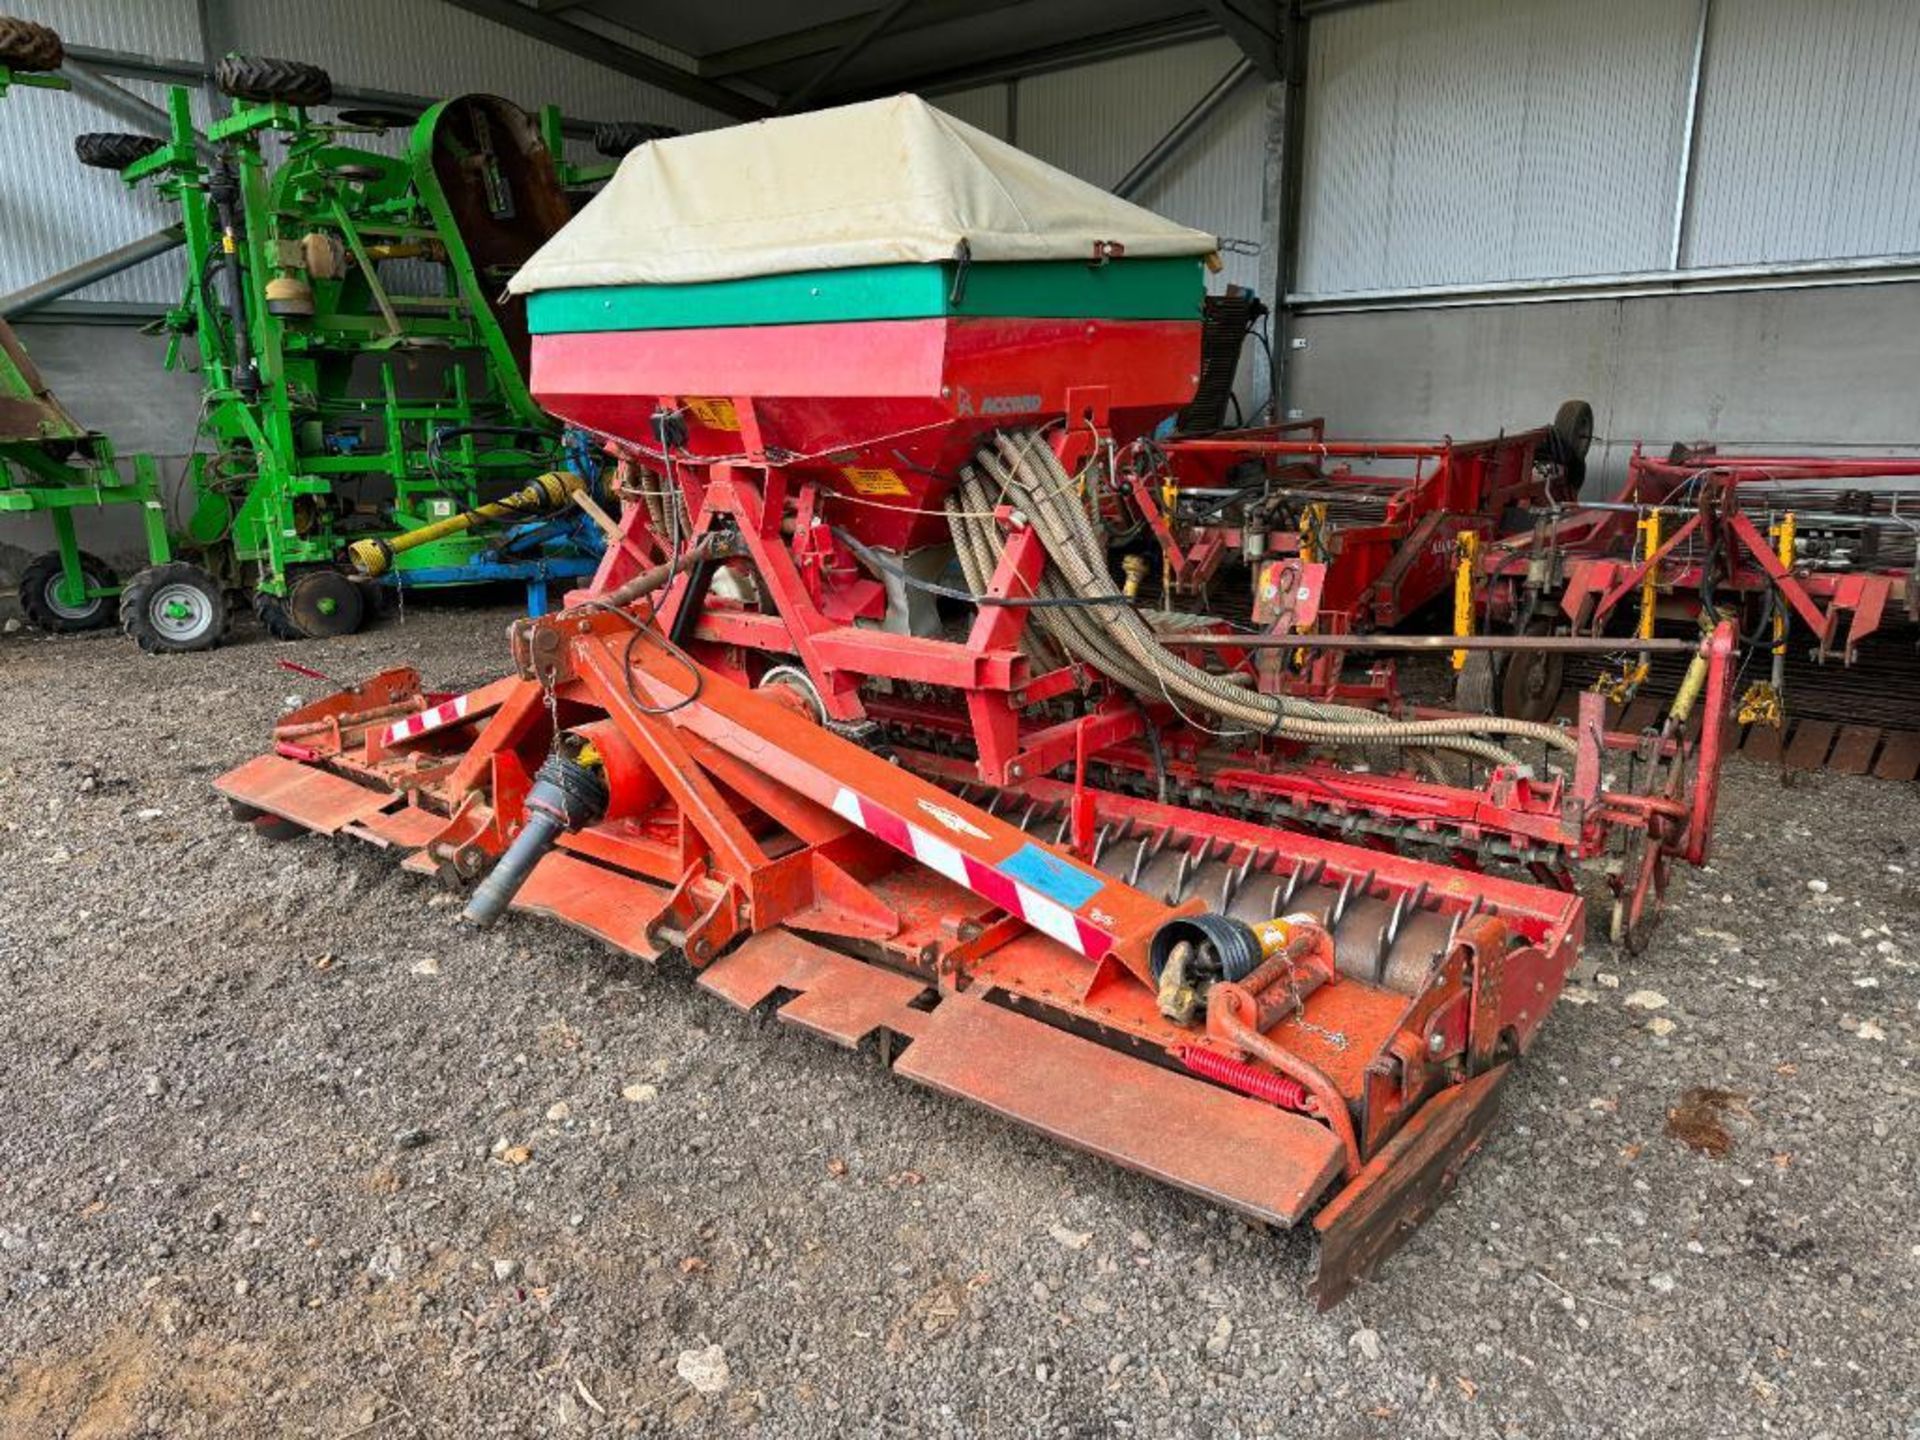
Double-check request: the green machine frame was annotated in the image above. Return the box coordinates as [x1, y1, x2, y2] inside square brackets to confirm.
[1, 39, 176, 636]
[80, 59, 618, 648]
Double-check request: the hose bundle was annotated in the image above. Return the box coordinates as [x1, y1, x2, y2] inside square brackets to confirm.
[946, 430, 1577, 769]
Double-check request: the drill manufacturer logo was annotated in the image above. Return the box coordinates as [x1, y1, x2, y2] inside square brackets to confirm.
[950, 385, 1042, 418]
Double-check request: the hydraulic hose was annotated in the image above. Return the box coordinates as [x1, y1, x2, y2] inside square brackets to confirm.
[956, 429, 1579, 766]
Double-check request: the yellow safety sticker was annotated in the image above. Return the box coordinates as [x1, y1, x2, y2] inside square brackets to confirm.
[842, 466, 910, 497]
[684, 396, 740, 431]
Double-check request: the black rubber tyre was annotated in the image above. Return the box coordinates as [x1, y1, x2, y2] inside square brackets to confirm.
[1498, 646, 1566, 723]
[1551, 399, 1594, 461]
[18, 549, 116, 632]
[1452, 651, 1497, 714]
[592, 120, 678, 158]
[73, 132, 165, 172]
[213, 54, 333, 108]
[252, 587, 304, 641]
[119, 562, 228, 655]
[0, 14, 62, 70]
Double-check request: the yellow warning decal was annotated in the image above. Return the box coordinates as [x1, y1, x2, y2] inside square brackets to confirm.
[842, 466, 910, 497]
[683, 396, 740, 431]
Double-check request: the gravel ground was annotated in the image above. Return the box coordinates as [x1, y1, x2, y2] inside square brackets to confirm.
[1, 606, 1916, 1439]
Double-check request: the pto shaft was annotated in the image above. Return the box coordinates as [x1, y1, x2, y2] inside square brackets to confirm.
[350, 470, 584, 577]
[463, 747, 608, 927]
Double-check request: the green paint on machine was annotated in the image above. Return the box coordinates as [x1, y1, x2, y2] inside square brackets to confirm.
[526, 257, 1207, 334]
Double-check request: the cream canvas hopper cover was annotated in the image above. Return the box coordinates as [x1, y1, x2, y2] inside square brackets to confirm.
[509, 94, 1219, 293]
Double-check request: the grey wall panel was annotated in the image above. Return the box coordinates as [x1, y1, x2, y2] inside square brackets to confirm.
[1297, 0, 1696, 295]
[0, 74, 199, 306]
[1016, 36, 1245, 191]
[930, 85, 1010, 140]
[1287, 282, 1920, 491]
[1686, 0, 1920, 268]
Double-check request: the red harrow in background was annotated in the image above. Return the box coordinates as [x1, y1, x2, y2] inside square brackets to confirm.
[1476, 445, 1920, 739]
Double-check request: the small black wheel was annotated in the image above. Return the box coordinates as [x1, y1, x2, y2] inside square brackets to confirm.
[592, 120, 678, 158]
[120, 562, 228, 654]
[213, 53, 333, 108]
[1534, 398, 1593, 496]
[251, 587, 304, 641]
[73, 132, 165, 172]
[0, 14, 63, 70]
[285, 567, 366, 639]
[18, 550, 117, 632]
[1453, 652, 1496, 714]
[1550, 399, 1594, 461]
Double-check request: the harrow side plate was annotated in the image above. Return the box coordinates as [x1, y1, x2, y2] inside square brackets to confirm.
[215, 752, 396, 835]
[897, 992, 1347, 1228]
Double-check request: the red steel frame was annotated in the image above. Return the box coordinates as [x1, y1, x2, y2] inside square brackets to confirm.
[1138, 421, 1556, 628]
[575, 410, 1730, 950]
[1479, 445, 1920, 659]
[218, 572, 1584, 1304]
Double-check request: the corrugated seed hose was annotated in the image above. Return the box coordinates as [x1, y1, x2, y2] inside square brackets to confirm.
[942, 430, 1579, 768]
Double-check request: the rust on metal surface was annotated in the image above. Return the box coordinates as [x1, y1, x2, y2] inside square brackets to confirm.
[894, 991, 1348, 1227]
[1310, 1063, 1509, 1310]
[214, 752, 397, 835]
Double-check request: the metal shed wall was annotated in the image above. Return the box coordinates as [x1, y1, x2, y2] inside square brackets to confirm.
[1287, 0, 1920, 478]
[0, 0, 724, 308]
[1296, 0, 1698, 297]
[1684, 0, 1920, 268]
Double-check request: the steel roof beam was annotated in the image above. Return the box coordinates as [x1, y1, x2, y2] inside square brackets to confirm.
[436, 0, 772, 119]
[1197, 0, 1283, 78]
[778, 0, 918, 113]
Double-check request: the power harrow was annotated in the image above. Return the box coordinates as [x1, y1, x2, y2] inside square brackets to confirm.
[218, 96, 1709, 1301]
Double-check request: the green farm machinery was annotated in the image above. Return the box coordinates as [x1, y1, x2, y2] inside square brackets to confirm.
[0, 14, 179, 637]
[69, 52, 624, 649]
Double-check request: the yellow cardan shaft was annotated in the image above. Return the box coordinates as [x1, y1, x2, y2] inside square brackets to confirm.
[348, 470, 584, 577]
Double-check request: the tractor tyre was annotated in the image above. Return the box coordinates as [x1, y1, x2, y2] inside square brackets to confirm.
[120, 562, 228, 655]
[18, 549, 117, 632]
[212, 54, 333, 108]
[252, 588, 305, 641]
[592, 120, 678, 158]
[0, 14, 63, 71]
[73, 132, 165, 172]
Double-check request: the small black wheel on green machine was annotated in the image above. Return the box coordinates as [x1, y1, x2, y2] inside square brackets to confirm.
[18, 549, 118, 632]
[284, 567, 366, 639]
[212, 54, 333, 108]
[73, 132, 165, 172]
[119, 562, 228, 654]
[251, 587, 304, 641]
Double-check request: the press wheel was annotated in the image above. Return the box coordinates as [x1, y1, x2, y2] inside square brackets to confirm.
[284, 568, 366, 639]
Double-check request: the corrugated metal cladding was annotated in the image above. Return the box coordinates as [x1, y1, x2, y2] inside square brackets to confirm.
[0, 1, 205, 305]
[0, 0, 729, 306]
[1296, 0, 1698, 295]
[1685, 0, 1920, 268]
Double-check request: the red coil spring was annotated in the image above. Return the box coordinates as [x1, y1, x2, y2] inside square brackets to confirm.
[1176, 1044, 1309, 1112]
